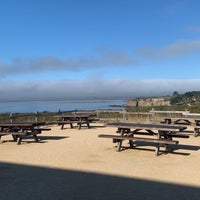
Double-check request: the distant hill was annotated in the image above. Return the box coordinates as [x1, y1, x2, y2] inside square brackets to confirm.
[126, 91, 200, 107]
[126, 96, 171, 107]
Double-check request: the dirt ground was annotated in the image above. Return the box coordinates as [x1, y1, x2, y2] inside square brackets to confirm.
[0, 122, 200, 200]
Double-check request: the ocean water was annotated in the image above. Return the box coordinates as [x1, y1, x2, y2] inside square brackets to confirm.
[0, 98, 127, 113]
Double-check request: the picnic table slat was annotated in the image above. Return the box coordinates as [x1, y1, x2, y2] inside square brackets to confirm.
[98, 134, 179, 145]
[106, 122, 186, 131]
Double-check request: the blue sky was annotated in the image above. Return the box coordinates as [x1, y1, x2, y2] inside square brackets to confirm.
[1, 0, 200, 99]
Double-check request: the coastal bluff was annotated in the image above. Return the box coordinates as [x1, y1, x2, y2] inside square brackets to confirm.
[126, 96, 171, 107]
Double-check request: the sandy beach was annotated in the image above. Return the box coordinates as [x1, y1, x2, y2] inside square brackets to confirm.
[0, 122, 200, 199]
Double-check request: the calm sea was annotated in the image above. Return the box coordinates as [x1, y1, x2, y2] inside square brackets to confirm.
[0, 98, 127, 113]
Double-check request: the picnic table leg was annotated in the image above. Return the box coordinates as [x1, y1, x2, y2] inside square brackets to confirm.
[157, 131, 172, 155]
[164, 119, 172, 124]
[129, 133, 136, 148]
[17, 137, 22, 145]
[156, 131, 163, 156]
[129, 140, 134, 147]
[70, 123, 73, 128]
[164, 132, 173, 152]
[117, 140, 122, 151]
[33, 135, 39, 142]
[117, 129, 126, 151]
[77, 123, 81, 130]
[155, 145, 160, 156]
[61, 124, 64, 130]
[87, 122, 91, 129]
[194, 127, 200, 137]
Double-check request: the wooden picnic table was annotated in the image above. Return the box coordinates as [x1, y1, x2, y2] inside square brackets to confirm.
[99, 122, 189, 156]
[161, 117, 190, 125]
[160, 117, 200, 136]
[57, 114, 99, 130]
[0, 122, 51, 144]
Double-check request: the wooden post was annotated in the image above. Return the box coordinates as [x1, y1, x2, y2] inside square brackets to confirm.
[9, 113, 13, 123]
[150, 108, 155, 123]
[35, 112, 38, 123]
[122, 108, 126, 121]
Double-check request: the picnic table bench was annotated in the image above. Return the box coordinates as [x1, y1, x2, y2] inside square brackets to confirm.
[99, 122, 189, 156]
[0, 122, 51, 144]
[159, 117, 200, 137]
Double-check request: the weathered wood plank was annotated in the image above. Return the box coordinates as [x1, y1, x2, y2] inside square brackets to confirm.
[98, 134, 179, 145]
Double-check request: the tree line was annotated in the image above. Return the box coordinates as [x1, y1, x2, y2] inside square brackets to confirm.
[170, 91, 200, 105]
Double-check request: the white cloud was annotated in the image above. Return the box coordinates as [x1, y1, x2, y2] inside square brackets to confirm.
[1, 38, 199, 80]
[0, 50, 136, 78]
[0, 78, 200, 100]
[135, 39, 200, 60]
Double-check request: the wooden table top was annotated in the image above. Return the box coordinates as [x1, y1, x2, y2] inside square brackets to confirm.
[0, 122, 45, 127]
[106, 122, 187, 131]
